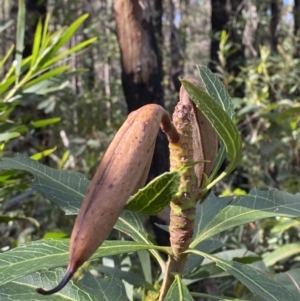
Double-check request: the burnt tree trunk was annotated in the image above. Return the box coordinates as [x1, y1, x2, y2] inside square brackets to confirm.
[11, 0, 47, 58]
[114, 0, 168, 180]
[270, 0, 281, 53]
[294, 0, 300, 55]
[209, 0, 229, 73]
[114, 0, 169, 247]
[209, 0, 245, 97]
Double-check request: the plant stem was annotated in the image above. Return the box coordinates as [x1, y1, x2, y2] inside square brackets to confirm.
[158, 253, 188, 301]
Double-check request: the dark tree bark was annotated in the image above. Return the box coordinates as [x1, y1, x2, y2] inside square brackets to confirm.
[11, 0, 47, 58]
[114, 0, 169, 180]
[209, 0, 229, 73]
[24, 0, 47, 58]
[209, 0, 245, 97]
[169, 0, 187, 93]
[270, 0, 281, 52]
[114, 0, 169, 247]
[294, 0, 300, 54]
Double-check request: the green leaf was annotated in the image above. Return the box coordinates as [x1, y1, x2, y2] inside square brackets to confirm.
[0, 76, 17, 95]
[41, 13, 51, 51]
[40, 14, 89, 67]
[79, 271, 130, 301]
[0, 45, 14, 69]
[138, 250, 152, 284]
[24, 66, 70, 89]
[31, 17, 42, 68]
[184, 237, 223, 275]
[0, 268, 98, 301]
[263, 243, 300, 267]
[188, 249, 298, 301]
[0, 155, 167, 271]
[190, 189, 300, 248]
[115, 211, 167, 270]
[198, 66, 234, 119]
[0, 20, 14, 33]
[15, 0, 25, 79]
[181, 79, 242, 178]
[42, 38, 97, 68]
[0, 132, 20, 142]
[275, 269, 300, 298]
[43, 232, 68, 239]
[0, 154, 89, 214]
[164, 275, 194, 301]
[97, 265, 153, 289]
[197, 65, 235, 180]
[125, 171, 180, 214]
[0, 239, 164, 286]
[31, 117, 61, 128]
[30, 147, 57, 160]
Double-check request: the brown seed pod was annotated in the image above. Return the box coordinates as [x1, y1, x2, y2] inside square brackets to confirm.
[180, 78, 218, 191]
[36, 104, 179, 295]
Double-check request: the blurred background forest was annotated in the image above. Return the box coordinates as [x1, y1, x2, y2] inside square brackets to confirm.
[0, 0, 300, 297]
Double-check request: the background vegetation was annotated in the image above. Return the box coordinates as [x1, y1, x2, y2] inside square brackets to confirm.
[0, 0, 299, 300]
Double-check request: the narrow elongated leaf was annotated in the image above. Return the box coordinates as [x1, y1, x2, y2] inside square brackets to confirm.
[193, 192, 232, 238]
[0, 132, 20, 142]
[0, 154, 89, 214]
[190, 293, 247, 301]
[15, 0, 25, 78]
[30, 147, 57, 160]
[181, 79, 242, 176]
[138, 250, 152, 284]
[187, 249, 298, 301]
[43, 38, 97, 68]
[97, 265, 153, 289]
[31, 118, 61, 128]
[115, 211, 166, 269]
[0, 76, 17, 94]
[0, 20, 14, 33]
[0, 45, 14, 69]
[198, 66, 235, 180]
[0, 268, 98, 301]
[191, 189, 300, 248]
[0, 239, 164, 286]
[164, 275, 194, 301]
[79, 271, 130, 301]
[31, 18, 42, 67]
[198, 66, 234, 119]
[125, 171, 180, 214]
[263, 243, 300, 267]
[275, 269, 300, 297]
[184, 237, 223, 275]
[40, 14, 89, 67]
[24, 66, 70, 89]
[40, 13, 51, 51]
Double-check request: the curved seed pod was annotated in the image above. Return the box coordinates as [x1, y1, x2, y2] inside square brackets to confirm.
[37, 104, 179, 295]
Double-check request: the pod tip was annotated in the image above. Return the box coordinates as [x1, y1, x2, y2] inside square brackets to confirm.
[36, 267, 74, 295]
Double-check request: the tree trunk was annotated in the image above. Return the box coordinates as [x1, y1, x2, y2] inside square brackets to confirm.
[294, 0, 300, 55]
[209, 0, 245, 97]
[270, 0, 281, 53]
[114, 0, 169, 247]
[209, 0, 229, 73]
[24, 0, 47, 58]
[114, 0, 169, 180]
